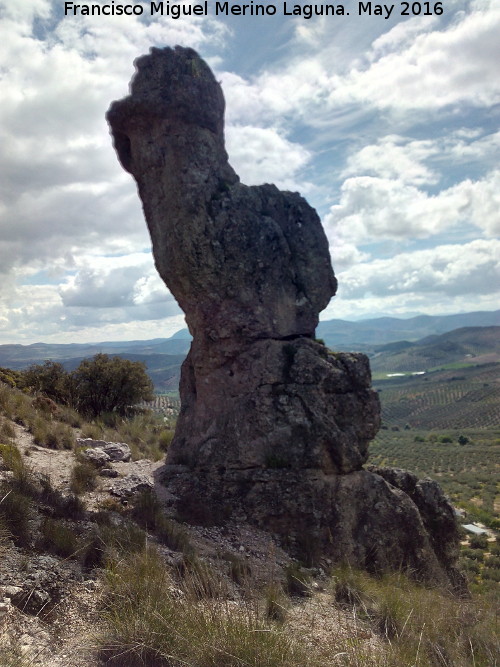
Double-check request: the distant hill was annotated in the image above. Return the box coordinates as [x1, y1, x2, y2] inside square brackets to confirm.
[0, 336, 191, 370]
[0, 335, 190, 393]
[369, 326, 500, 374]
[0, 311, 498, 392]
[316, 310, 500, 349]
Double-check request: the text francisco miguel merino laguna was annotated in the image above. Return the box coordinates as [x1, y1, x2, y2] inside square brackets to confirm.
[64, 1, 445, 20]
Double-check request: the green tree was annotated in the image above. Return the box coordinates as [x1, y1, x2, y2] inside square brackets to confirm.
[71, 354, 154, 418]
[22, 361, 70, 404]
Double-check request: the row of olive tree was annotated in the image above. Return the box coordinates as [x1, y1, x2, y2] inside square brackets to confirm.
[21, 354, 154, 418]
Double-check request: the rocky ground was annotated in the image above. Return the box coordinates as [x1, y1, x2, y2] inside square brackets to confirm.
[0, 419, 381, 666]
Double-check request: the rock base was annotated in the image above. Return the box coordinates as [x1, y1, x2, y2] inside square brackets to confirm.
[161, 464, 466, 592]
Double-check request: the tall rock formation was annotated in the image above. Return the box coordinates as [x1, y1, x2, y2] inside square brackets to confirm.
[107, 47, 464, 590]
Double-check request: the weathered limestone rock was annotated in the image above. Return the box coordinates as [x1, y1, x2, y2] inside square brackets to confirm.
[109, 473, 154, 499]
[107, 46, 464, 590]
[76, 438, 131, 462]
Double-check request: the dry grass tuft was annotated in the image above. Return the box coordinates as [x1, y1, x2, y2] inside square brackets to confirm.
[98, 546, 315, 667]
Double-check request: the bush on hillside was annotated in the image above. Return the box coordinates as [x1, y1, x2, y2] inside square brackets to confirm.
[71, 354, 154, 418]
[21, 361, 71, 405]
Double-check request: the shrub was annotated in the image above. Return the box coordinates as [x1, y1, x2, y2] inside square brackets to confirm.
[70, 462, 98, 495]
[132, 489, 193, 554]
[43, 422, 75, 450]
[26, 414, 73, 449]
[469, 534, 489, 550]
[131, 488, 161, 527]
[490, 542, 500, 556]
[0, 419, 16, 440]
[80, 422, 103, 440]
[285, 562, 312, 597]
[485, 555, 500, 569]
[482, 568, 500, 582]
[264, 583, 288, 623]
[39, 517, 81, 558]
[461, 559, 480, 575]
[72, 354, 154, 418]
[21, 361, 71, 405]
[0, 446, 39, 499]
[56, 405, 82, 428]
[222, 552, 252, 586]
[39, 475, 85, 519]
[0, 442, 23, 474]
[95, 497, 125, 515]
[461, 548, 484, 562]
[30, 416, 49, 446]
[176, 554, 223, 600]
[80, 519, 148, 570]
[0, 517, 10, 556]
[94, 521, 146, 560]
[158, 428, 174, 452]
[0, 486, 32, 547]
[103, 412, 166, 461]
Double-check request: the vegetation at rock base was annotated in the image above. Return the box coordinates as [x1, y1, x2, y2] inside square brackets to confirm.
[330, 566, 498, 666]
[93, 543, 500, 666]
[98, 546, 311, 667]
[0, 375, 173, 461]
[131, 488, 194, 554]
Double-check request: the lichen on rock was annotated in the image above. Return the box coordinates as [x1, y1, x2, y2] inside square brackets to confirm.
[107, 46, 465, 591]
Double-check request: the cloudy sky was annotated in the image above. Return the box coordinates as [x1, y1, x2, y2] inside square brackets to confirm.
[1, 0, 499, 344]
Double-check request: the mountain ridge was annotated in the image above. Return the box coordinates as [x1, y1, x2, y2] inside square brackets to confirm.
[1, 311, 498, 392]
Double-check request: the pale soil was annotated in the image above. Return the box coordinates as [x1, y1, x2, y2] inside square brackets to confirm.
[1, 581, 102, 666]
[1, 420, 377, 666]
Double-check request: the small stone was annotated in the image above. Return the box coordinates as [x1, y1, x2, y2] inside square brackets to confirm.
[109, 473, 153, 499]
[82, 447, 110, 467]
[99, 467, 119, 478]
[102, 442, 131, 462]
[76, 438, 131, 462]
[0, 598, 12, 618]
[0, 585, 23, 598]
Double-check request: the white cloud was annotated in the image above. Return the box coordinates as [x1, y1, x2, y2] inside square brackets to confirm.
[342, 130, 500, 186]
[220, 2, 500, 134]
[325, 170, 500, 244]
[329, 240, 370, 272]
[329, 4, 500, 112]
[338, 239, 500, 299]
[226, 125, 311, 189]
[322, 290, 500, 322]
[457, 170, 500, 237]
[0, 1, 498, 344]
[342, 135, 439, 185]
[370, 15, 439, 54]
[325, 177, 464, 243]
[59, 253, 174, 309]
[0, 3, 225, 279]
